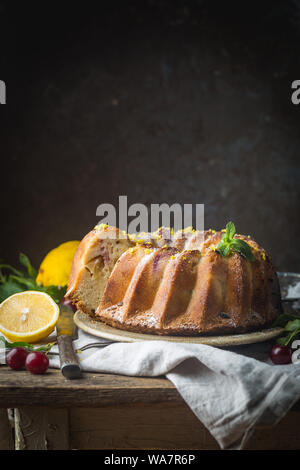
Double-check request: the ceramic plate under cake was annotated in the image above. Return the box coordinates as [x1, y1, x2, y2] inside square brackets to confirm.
[74, 310, 284, 347]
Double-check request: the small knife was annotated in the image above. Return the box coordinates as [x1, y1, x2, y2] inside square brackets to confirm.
[57, 303, 82, 379]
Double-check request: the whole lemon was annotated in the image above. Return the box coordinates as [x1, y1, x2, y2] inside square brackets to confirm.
[36, 241, 80, 287]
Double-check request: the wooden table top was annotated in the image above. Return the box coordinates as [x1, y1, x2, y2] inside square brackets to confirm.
[1, 364, 299, 412]
[0, 365, 181, 408]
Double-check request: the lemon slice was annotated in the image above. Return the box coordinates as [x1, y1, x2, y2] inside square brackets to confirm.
[0, 291, 59, 343]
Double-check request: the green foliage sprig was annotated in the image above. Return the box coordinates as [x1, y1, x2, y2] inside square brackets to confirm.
[217, 222, 255, 261]
[273, 312, 300, 346]
[0, 253, 66, 304]
[0, 335, 54, 354]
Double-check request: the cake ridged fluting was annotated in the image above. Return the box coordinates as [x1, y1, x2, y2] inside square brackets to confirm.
[66, 225, 282, 336]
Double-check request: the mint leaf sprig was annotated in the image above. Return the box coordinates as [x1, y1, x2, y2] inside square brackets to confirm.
[0, 253, 66, 304]
[273, 313, 300, 346]
[0, 335, 55, 354]
[217, 222, 255, 262]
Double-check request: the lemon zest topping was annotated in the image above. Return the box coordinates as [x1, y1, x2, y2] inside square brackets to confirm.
[183, 226, 194, 233]
[94, 223, 108, 230]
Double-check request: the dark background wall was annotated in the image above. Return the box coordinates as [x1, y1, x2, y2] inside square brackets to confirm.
[0, 0, 299, 271]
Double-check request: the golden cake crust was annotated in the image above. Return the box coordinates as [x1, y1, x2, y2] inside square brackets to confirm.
[67, 226, 282, 336]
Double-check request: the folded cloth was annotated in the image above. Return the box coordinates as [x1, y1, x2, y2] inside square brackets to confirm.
[49, 329, 300, 450]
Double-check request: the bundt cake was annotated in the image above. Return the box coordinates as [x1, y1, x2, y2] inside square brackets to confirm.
[67, 225, 134, 316]
[66, 223, 282, 336]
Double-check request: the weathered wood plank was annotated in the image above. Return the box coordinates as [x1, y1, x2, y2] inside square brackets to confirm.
[1, 366, 300, 413]
[0, 409, 13, 450]
[0, 367, 180, 408]
[5, 403, 299, 450]
[69, 404, 300, 450]
[14, 407, 69, 450]
[246, 411, 300, 450]
[70, 403, 219, 450]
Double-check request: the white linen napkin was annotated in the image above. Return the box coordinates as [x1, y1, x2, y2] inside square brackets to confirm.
[49, 329, 300, 450]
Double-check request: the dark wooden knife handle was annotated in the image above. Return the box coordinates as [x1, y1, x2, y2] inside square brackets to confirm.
[57, 335, 82, 379]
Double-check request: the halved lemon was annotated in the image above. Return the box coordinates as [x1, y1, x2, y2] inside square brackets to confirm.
[0, 291, 59, 343]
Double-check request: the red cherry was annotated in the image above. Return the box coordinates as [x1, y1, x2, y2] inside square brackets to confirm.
[6, 347, 28, 370]
[61, 297, 76, 312]
[25, 351, 49, 374]
[270, 345, 292, 365]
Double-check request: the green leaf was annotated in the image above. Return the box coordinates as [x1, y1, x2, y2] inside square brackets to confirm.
[0, 335, 55, 354]
[231, 239, 255, 262]
[0, 263, 24, 278]
[8, 275, 37, 290]
[0, 281, 24, 303]
[284, 327, 300, 346]
[273, 313, 300, 327]
[0, 254, 67, 304]
[273, 311, 300, 346]
[276, 336, 289, 345]
[4, 278, 66, 304]
[43, 285, 67, 304]
[217, 240, 231, 257]
[285, 319, 300, 332]
[19, 253, 37, 280]
[225, 221, 236, 241]
[27, 284, 67, 304]
[217, 224, 255, 262]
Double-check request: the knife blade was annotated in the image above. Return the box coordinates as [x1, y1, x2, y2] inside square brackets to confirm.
[57, 303, 82, 379]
